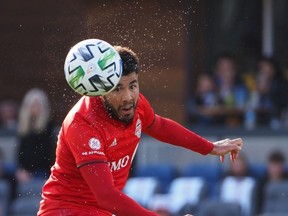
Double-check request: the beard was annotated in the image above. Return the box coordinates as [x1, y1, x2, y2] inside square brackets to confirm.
[102, 97, 137, 124]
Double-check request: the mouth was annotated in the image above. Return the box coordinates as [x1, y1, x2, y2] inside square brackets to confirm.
[120, 106, 134, 116]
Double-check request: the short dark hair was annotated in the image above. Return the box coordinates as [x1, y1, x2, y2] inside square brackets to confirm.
[269, 151, 285, 163]
[114, 46, 139, 75]
[257, 55, 283, 80]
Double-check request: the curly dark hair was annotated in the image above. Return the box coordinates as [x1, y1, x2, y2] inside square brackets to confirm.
[114, 46, 139, 75]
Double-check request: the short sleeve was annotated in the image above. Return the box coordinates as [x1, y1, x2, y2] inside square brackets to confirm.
[137, 94, 155, 130]
[65, 117, 107, 167]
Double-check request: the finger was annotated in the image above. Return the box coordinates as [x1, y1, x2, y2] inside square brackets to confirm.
[230, 152, 236, 162]
[220, 155, 225, 163]
[234, 151, 239, 160]
[229, 144, 242, 153]
[230, 138, 243, 147]
[230, 151, 239, 162]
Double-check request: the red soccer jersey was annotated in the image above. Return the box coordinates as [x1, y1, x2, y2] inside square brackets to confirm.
[38, 93, 155, 216]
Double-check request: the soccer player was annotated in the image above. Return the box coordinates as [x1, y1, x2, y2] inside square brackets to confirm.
[38, 46, 243, 216]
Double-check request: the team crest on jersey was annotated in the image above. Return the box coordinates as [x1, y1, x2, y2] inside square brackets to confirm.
[109, 138, 117, 147]
[135, 118, 142, 138]
[89, 138, 101, 150]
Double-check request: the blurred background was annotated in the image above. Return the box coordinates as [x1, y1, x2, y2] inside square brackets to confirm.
[0, 0, 288, 215]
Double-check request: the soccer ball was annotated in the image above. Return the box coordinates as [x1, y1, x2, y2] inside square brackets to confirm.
[64, 39, 122, 96]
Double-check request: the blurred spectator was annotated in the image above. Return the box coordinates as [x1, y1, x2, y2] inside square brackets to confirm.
[187, 73, 222, 125]
[16, 88, 56, 183]
[213, 54, 248, 127]
[0, 147, 14, 184]
[223, 153, 252, 178]
[256, 150, 288, 214]
[220, 153, 256, 216]
[0, 146, 16, 179]
[0, 147, 16, 211]
[245, 56, 288, 129]
[214, 54, 248, 109]
[0, 100, 18, 132]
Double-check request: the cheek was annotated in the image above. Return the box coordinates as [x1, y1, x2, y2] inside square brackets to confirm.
[107, 98, 120, 107]
[106, 92, 119, 101]
[104, 95, 119, 107]
[133, 89, 140, 99]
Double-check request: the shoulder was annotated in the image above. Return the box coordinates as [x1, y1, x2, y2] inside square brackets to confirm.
[63, 96, 105, 132]
[64, 96, 101, 123]
[136, 93, 153, 116]
[136, 93, 155, 128]
[137, 93, 152, 109]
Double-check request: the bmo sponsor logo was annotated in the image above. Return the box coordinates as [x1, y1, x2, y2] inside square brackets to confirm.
[108, 155, 130, 172]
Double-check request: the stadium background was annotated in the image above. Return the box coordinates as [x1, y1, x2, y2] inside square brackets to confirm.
[0, 0, 288, 215]
[1, 0, 288, 161]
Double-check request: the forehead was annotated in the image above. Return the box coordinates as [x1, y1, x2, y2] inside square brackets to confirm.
[117, 72, 138, 86]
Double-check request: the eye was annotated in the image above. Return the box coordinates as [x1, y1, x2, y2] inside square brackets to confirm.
[113, 86, 120, 92]
[130, 84, 137, 89]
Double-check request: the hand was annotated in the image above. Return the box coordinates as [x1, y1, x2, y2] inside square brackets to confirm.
[210, 138, 243, 162]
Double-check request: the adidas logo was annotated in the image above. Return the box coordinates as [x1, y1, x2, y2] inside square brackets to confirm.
[109, 138, 117, 147]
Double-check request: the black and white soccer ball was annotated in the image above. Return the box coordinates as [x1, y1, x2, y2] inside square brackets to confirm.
[64, 39, 122, 96]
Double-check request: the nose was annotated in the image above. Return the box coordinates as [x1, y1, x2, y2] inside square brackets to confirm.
[121, 89, 133, 103]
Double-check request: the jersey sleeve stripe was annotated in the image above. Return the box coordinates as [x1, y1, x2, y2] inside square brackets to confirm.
[77, 160, 108, 169]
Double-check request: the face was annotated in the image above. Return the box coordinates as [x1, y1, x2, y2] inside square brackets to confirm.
[230, 155, 247, 177]
[31, 99, 42, 118]
[216, 58, 236, 84]
[268, 161, 285, 181]
[102, 72, 139, 123]
[197, 74, 215, 94]
[258, 60, 275, 80]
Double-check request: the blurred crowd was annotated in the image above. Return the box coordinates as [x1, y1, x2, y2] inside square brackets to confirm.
[0, 53, 288, 215]
[187, 54, 288, 130]
[0, 88, 57, 215]
[124, 150, 288, 216]
[0, 88, 56, 179]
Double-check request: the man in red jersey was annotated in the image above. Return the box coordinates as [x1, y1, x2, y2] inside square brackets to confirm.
[38, 46, 243, 216]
